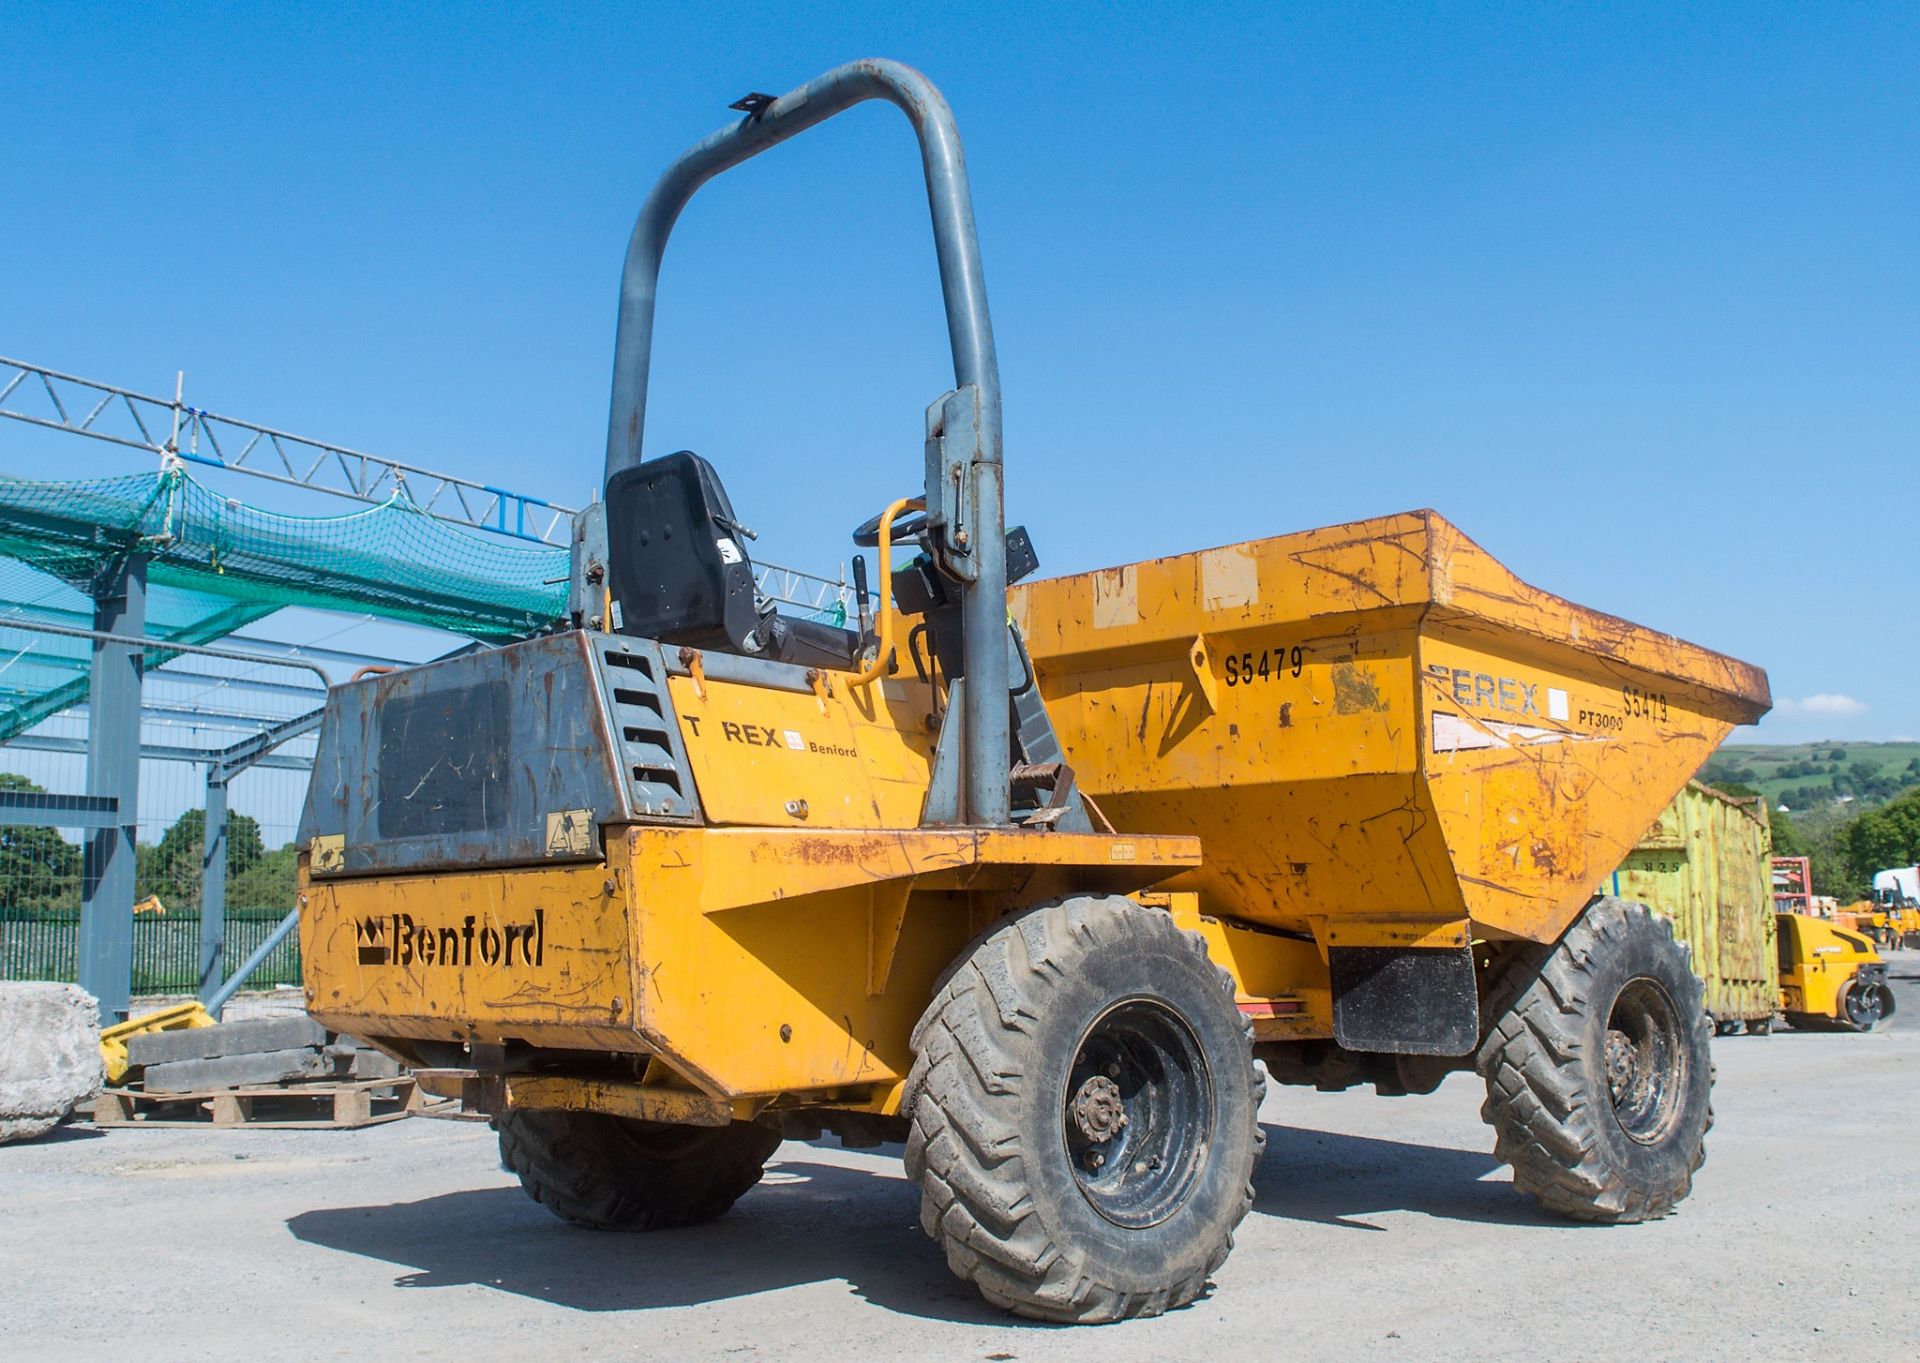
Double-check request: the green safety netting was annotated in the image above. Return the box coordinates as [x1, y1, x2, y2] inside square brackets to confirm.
[0, 468, 569, 638]
[0, 559, 277, 742]
[0, 468, 570, 741]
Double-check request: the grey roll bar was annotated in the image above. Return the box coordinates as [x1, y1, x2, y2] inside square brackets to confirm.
[603, 58, 1009, 825]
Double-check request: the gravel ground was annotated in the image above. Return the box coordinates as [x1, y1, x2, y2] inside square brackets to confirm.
[6, 955, 1916, 1362]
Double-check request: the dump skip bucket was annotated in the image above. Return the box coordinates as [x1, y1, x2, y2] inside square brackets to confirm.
[1011, 510, 1770, 945]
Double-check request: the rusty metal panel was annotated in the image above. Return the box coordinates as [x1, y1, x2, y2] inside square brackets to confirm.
[1612, 779, 1777, 1022]
[1012, 511, 1771, 946]
[299, 631, 699, 876]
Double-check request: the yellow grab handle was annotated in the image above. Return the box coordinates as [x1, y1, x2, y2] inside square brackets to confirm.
[848, 496, 926, 687]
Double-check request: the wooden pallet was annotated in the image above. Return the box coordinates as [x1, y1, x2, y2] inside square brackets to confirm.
[93, 1074, 451, 1130]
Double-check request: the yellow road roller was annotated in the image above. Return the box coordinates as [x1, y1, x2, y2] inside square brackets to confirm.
[1777, 913, 1895, 1031]
[298, 59, 1770, 1322]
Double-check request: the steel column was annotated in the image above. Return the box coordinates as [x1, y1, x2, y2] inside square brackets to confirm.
[77, 553, 146, 1020]
[197, 775, 228, 1004]
[194, 705, 325, 1011]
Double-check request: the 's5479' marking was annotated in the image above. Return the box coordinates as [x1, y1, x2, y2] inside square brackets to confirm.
[1622, 685, 1669, 722]
[1224, 645, 1304, 687]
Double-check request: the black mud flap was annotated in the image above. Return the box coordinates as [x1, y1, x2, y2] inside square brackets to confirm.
[1330, 945, 1479, 1056]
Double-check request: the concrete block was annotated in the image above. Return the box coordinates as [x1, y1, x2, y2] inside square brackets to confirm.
[0, 983, 103, 1144]
[141, 1047, 331, 1094]
[348, 1050, 403, 1080]
[125, 1015, 326, 1068]
[321, 1038, 403, 1080]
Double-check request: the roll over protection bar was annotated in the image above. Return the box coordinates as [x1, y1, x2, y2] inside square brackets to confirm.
[602, 58, 1010, 825]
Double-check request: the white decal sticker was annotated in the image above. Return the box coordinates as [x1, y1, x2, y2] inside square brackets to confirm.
[1431, 712, 1499, 752]
[544, 809, 594, 856]
[716, 538, 744, 564]
[1092, 564, 1138, 629]
[1433, 711, 1607, 754]
[1200, 544, 1258, 610]
[783, 729, 805, 751]
[1547, 687, 1570, 722]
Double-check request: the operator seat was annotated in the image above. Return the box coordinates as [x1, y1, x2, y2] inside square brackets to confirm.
[604, 451, 860, 670]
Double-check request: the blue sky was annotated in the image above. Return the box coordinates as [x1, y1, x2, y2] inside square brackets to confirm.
[7, 2, 1916, 744]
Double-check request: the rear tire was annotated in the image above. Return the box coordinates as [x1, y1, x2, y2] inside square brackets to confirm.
[1745, 1017, 1773, 1037]
[1477, 898, 1713, 1223]
[496, 1109, 780, 1230]
[904, 896, 1264, 1323]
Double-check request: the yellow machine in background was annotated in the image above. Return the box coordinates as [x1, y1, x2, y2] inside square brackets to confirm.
[298, 59, 1771, 1324]
[1836, 901, 1920, 951]
[1777, 914, 1895, 1031]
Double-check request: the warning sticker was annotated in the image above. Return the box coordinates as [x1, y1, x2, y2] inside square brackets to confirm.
[310, 834, 345, 874]
[544, 809, 595, 856]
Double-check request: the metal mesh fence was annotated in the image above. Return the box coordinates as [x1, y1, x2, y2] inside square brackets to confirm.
[0, 633, 320, 997]
[2, 907, 298, 992]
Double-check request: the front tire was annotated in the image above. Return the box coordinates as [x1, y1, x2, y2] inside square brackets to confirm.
[1840, 977, 1894, 1032]
[496, 1109, 780, 1230]
[904, 896, 1264, 1323]
[1477, 898, 1713, 1223]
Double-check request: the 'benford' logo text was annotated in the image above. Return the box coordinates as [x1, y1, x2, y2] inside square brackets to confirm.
[356, 910, 545, 969]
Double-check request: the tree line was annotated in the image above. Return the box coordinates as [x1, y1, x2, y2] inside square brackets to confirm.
[0, 773, 298, 916]
[1726, 783, 1920, 903]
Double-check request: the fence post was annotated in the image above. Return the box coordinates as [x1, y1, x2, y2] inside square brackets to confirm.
[78, 552, 147, 1021]
[197, 769, 228, 1007]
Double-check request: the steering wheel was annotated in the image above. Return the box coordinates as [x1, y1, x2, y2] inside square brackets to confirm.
[852, 501, 929, 548]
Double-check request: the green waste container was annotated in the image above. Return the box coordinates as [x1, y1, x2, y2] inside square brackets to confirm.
[1611, 779, 1777, 1030]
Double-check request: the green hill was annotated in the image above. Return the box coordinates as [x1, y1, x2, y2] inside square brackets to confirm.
[1700, 740, 1920, 812]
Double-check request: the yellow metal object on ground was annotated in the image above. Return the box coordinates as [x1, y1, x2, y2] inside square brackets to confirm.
[99, 1001, 214, 1083]
[1612, 780, 1776, 1025]
[303, 827, 1199, 1109]
[1010, 510, 1771, 947]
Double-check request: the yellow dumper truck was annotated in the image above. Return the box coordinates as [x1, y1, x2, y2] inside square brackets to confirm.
[297, 60, 1771, 1322]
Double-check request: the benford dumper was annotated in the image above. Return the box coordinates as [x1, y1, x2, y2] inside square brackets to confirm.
[298, 59, 1771, 1322]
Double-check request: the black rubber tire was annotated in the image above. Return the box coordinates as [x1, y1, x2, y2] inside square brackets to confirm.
[496, 1109, 781, 1230]
[1477, 898, 1713, 1223]
[1839, 979, 1893, 1033]
[903, 896, 1265, 1323]
[1744, 1017, 1773, 1037]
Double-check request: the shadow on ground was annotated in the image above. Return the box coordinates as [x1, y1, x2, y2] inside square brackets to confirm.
[1252, 1122, 1541, 1230]
[289, 1155, 1006, 1322]
[288, 1122, 1539, 1316]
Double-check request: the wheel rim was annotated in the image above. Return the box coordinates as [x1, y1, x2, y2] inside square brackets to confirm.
[1602, 978, 1687, 1146]
[1844, 983, 1884, 1030]
[1062, 997, 1213, 1229]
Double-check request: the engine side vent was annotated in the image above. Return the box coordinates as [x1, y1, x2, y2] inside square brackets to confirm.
[597, 641, 701, 822]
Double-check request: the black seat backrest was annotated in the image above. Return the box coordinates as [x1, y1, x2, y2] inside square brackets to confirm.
[605, 451, 762, 651]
